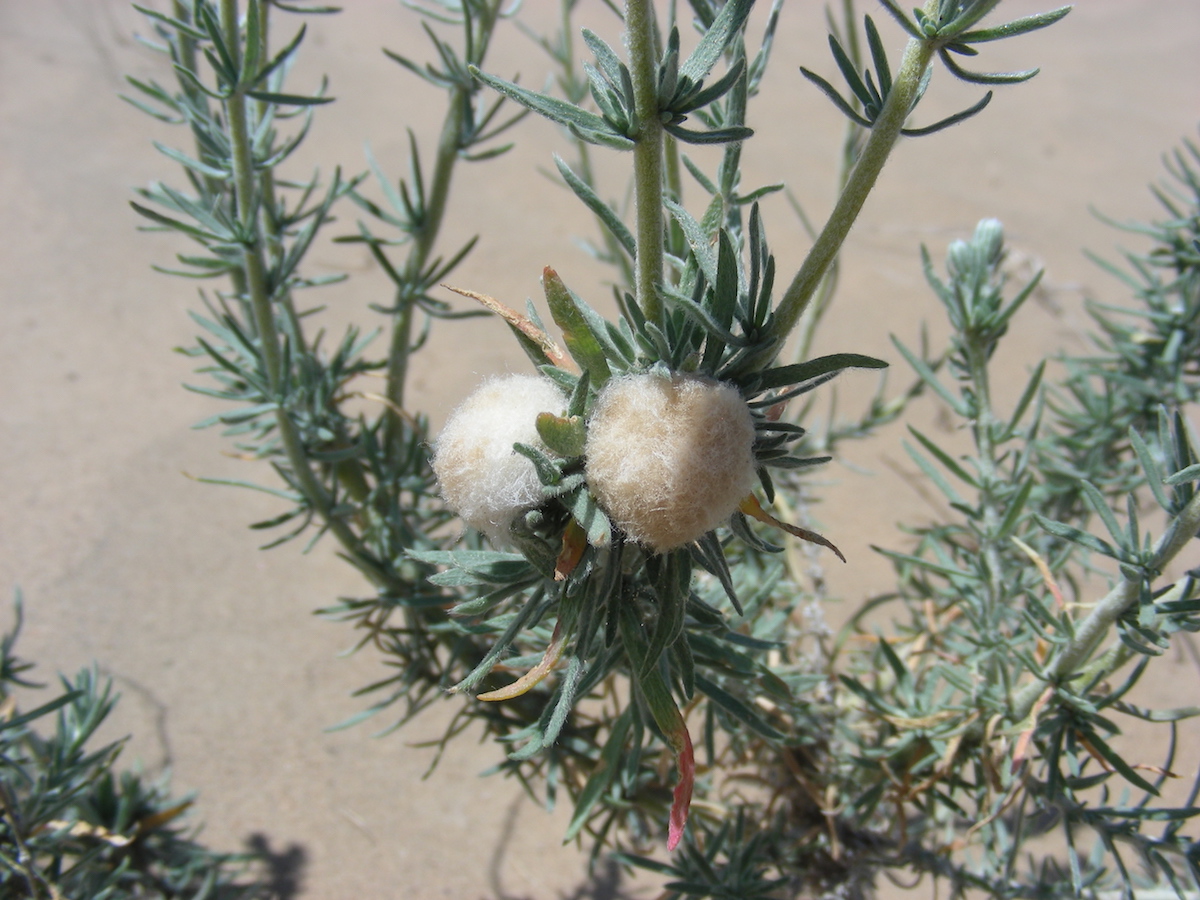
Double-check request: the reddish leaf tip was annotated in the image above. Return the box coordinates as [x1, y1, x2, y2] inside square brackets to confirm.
[667, 727, 695, 851]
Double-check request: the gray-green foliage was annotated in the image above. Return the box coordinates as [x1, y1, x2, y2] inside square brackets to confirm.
[0, 600, 265, 899]
[124, 0, 1200, 897]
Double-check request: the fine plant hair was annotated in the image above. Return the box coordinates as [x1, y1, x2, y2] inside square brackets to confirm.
[0, 598, 267, 898]
[124, 1, 1200, 897]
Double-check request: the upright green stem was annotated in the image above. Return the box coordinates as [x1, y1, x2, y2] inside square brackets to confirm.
[383, 1, 501, 429]
[219, 0, 391, 588]
[967, 340, 1009, 685]
[791, 0, 866, 367]
[221, 0, 281, 389]
[383, 92, 466, 425]
[626, 0, 665, 326]
[248, 3, 301, 334]
[763, 27, 937, 365]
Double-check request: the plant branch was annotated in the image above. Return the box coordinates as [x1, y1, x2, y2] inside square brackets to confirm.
[1011, 487, 1200, 722]
[384, 92, 467, 427]
[626, 0, 665, 326]
[764, 19, 937, 365]
[219, 0, 391, 588]
[385, 2, 501, 437]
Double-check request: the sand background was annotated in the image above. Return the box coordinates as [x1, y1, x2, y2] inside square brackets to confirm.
[2, 0, 1199, 897]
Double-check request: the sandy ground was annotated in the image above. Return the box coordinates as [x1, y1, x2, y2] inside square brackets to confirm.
[2, 1, 1199, 897]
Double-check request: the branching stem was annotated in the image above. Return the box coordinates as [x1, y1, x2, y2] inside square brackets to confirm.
[763, 20, 937, 366]
[1011, 488, 1200, 722]
[384, 90, 467, 428]
[384, 1, 501, 438]
[219, 0, 391, 588]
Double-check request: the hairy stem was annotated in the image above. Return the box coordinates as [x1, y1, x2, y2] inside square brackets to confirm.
[966, 332, 1010, 688]
[1011, 488, 1200, 722]
[626, 0, 665, 326]
[763, 24, 937, 366]
[790, 0, 865, 365]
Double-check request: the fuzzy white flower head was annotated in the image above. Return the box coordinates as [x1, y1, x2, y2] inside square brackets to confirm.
[432, 374, 567, 545]
[584, 371, 756, 552]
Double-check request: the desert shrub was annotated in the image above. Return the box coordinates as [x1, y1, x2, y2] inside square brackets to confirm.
[123, 1, 1200, 896]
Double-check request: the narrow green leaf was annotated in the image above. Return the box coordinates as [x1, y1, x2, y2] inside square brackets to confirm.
[1080, 480, 1129, 551]
[678, 0, 755, 85]
[129, 201, 222, 242]
[154, 141, 229, 179]
[448, 592, 549, 694]
[675, 56, 746, 115]
[872, 546, 975, 580]
[827, 33, 873, 109]
[470, 67, 633, 150]
[554, 155, 634, 257]
[1034, 514, 1121, 560]
[1005, 359, 1045, 439]
[542, 267, 612, 385]
[0, 691, 83, 734]
[694, 673, 784, 740]
[800, 66, 875, 128]
[243, 89, 334, 106]
[997, 477, 1034, 540]
[665, 199, 718, 284]
[1079, 727, 1160, 795]
[131, 4, 207, 39]
[1129, 427, 1170, 510]
[890, 337, 967, 415]
[581, 29, 627, 92]
[865, 17, 893, 98]
[901, 91, 993, 136]
[241, 0, 263, 84]
[908, 426, 980, 488]
[869, 0, 919, 38]
[663, 122, 754, 146]
[903, 440, 966, 507]
[563, 707, 634, 842]
[249, 23, 309, 88]
[660, 284, 748, 349]
[877, 637, 912, 690]
[681, 155, 718, 195]
[1164, 463, 1200, 485]
[569, 486, 612, 548]
[946, 42, 1040, 83]
[755, 353, 887, 391]
[956, 6, 1072, 43]
[642, 554, 689, 680]
[689, 533, 742, 615]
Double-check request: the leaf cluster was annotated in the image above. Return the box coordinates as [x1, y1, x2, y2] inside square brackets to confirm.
[821, 210, 1200, 900]
[803, 3, 1070, 137]
[0, 599, 265, 899]
[471, 0, 759, 148]
[1035, 130, 1200, 525]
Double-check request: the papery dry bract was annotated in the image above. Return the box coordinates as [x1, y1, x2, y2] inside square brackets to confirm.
[584, 372, 756, 552]
[432, 374, 567, 545]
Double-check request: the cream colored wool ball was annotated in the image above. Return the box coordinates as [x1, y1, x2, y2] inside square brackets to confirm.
[584, 372, 756, 552]
[432, 374, 567, 545]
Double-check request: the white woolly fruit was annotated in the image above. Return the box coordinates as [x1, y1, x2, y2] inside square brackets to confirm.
[584, 371, 757, 553]
[431, 374, 567, 545]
